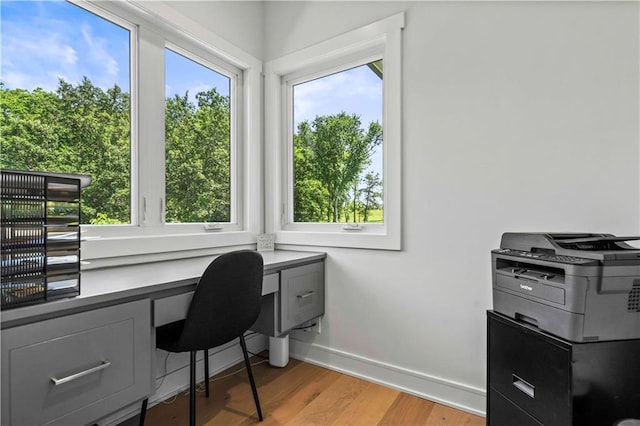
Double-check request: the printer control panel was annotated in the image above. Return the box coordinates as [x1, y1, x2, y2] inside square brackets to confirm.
[495, 248, 595, 265]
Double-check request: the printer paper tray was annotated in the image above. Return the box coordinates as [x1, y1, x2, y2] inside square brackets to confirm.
[495, 272, 565, 305]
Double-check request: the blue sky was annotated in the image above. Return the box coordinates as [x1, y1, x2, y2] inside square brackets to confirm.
[166, 49, 230, 100]
[1, 0, 130, 92]
[293, 64, 382, 131]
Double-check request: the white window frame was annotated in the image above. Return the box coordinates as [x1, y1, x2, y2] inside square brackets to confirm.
[265, 13, 404, 250]
[71, 0, 262, 263]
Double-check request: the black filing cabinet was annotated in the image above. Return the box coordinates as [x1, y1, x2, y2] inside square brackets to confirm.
[487, 311, 640, 426]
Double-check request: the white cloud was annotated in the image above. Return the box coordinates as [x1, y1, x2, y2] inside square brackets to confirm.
[1, 69, 53, 92]
[80, 22, 120, 83]
[60, 45, 79, 65]
[80, 23, 93, 47]
[1, 2, 128, 92]
[189, 83, 213, 96]
[0, 31, 80, 90]
[293, 65, 383, 127]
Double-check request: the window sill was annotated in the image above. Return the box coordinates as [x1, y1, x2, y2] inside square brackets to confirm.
[274, 229, 400, 251]
[81, 231, 256, 267]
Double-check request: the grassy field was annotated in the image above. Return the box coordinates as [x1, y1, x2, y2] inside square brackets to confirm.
[366, 209, 383, 223]
[338, 209, 383, 223]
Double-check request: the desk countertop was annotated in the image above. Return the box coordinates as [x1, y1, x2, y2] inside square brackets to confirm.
[1, 250, 326, 329]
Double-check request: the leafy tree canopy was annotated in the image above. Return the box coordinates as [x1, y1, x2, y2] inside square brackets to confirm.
[294, 112, 382, 223]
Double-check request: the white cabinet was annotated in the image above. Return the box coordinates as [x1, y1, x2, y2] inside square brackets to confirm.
[1, 299, 152, 426]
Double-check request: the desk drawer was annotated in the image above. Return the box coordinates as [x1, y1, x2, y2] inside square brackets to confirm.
[154, 291, 194, 327]
[488, 388, 542, 426]
[280, 262, 324, 332]
[1, 299, 151, 426]
[488, 315, 571, 426]
[153, 273, 279, 327]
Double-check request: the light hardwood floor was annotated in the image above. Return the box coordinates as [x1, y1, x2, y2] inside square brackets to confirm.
[140, 354, 486, 426]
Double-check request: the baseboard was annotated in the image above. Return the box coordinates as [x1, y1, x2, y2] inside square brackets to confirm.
[100, 334, 268, 426]
[289, 337, 486, 417]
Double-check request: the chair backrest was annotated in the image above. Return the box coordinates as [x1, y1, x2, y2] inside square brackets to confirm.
[176, 250, 264, 351]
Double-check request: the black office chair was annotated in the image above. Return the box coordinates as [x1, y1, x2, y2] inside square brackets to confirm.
[139, 250, 264, 426]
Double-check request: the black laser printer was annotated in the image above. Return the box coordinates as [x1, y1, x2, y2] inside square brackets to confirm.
[492, 233, 640, 342]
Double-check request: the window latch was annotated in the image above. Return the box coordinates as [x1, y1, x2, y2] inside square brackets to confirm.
[204, 223, 222, 231]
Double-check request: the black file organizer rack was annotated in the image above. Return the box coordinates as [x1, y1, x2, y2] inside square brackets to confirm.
[1, 170, 89, 309]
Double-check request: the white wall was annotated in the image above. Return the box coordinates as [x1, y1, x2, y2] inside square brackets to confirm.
[156, 1, 264, 60]
[265, 1, 640, 415]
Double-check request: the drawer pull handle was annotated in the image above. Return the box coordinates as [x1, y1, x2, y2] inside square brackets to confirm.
[297, 291, 315, 300]
[51, 360, 111, 386]
[512, 374, 535, 398]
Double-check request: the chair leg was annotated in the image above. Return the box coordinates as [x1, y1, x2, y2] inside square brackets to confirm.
[190, 351, 197, 426]
[139, 398, 148, 426]
[239, 334, 263, 421]
[204, 348, 210, 398]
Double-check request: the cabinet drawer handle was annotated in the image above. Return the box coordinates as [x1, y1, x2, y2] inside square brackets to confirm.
[51, 360, 111, 386]
[512, 374, 535, 398]
[297, 291, 315, 300]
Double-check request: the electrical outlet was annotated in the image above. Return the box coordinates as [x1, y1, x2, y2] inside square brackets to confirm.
[306, 317, 322, 334]
[300, 320, 314, 332]
[296, 318, 322, 334]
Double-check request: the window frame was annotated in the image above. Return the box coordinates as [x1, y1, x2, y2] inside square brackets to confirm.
[70, 0, 263, 263]
[265, 13, 404, 250]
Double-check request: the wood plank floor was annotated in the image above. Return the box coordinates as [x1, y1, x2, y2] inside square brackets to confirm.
[141, 354, 485, 426]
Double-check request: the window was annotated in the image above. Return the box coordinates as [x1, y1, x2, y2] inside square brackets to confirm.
[164, 46, 235, 225]
[0, 0, 133, 225]
[265, 13, 404, 250]
[291, 61, 384, 225]
[0, 0, 261, 262]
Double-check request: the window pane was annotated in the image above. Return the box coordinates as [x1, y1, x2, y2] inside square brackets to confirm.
[164, 48, 231, 223]
[292, 61, 383, 223]
[0, 0, 131, 225]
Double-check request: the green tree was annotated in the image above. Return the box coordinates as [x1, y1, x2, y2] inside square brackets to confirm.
[294, 112, 382, 222]
[1, 85, 61, 172]
[55, 77, 131, 223]
[1, 78, 131, 224]
[360, 172, 382, 222]
[164, 88, 231, 223]
[293, 121, 329, 222]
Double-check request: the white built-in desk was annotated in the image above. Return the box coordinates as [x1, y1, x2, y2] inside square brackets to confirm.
[1, 250, 325, 426]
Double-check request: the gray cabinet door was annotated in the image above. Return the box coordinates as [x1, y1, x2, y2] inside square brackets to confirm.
[1, 299, 151, 426]
[280, 262, 325, 333]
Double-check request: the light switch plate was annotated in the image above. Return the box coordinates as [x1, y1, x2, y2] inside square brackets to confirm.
[257, 233, 274, 251]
